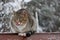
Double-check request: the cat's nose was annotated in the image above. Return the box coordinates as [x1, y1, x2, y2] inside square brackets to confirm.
[16, 21, 21, 25]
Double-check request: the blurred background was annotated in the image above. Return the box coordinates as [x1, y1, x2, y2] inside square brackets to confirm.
[0, 0, 60, 33]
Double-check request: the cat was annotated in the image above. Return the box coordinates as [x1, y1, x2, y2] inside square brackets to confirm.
[11, 9, 37, 37]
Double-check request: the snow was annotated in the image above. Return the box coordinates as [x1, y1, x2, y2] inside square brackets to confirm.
[3, 0, 21, 12]
[24, 0, 31, 2]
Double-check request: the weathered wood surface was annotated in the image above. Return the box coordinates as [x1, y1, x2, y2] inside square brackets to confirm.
[0, 33, 60, 40]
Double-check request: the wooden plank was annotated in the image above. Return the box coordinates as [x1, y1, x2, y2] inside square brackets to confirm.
[28, 33, 60, 40]
[0, 33, 60, 40]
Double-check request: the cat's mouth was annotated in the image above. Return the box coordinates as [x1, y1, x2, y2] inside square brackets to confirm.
[16, 21, 21, 25]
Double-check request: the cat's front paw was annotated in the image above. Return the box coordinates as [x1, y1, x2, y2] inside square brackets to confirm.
[26, 31, 35, 37]
[18, 33, 26, 36]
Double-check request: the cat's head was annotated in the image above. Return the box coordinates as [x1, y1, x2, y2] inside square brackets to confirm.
[12, 9, 29, 26]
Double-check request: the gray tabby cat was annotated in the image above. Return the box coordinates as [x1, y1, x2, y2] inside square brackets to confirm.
[11, 9, 37, 37]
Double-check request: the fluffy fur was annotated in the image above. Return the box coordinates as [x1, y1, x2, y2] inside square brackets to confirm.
[11, 9, 37, 36]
